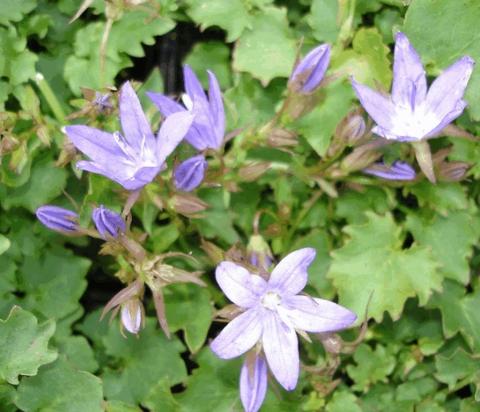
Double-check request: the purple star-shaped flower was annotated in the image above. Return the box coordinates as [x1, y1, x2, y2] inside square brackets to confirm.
[352, 32, 474, 142]
[147, 65, 225, 151]
[64, 81, 194, 191]
[210, 248, 356, 411]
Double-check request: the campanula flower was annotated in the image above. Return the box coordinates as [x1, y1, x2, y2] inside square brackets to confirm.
[289, 44, 331, 93]
[210, 248, 356, 402]
[351, 32, 474, 142]
[36, 205, 79, 234]
[92, 205, 126, 239]
[93, 91, 113, 112]
[65, 81, 194, 191]
[173, 154, 208, 192]
[363, 160, 416, 180]
[147, 65, 225, 151]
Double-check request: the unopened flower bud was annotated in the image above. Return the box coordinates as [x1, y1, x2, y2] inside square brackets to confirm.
[120, 298, 144, 334]
[267, 128, 298, 147]
[92, 205, 126, 239]
[0, 135, 19, 155]
[36, 205, 80, 234]
[289, 44, 331, 93]
[438, 162, 470, 182]
[238, 162, 271, 182]
[341, 144, 382, 172]
[413, 140, 436, 183]
[174, 154, 208, 192]
[363, 161, 416, 181]
[336, 113, 366, 145]
[170, 193, 208, 216]
[247, 234, 273, 270]
[201, 239, 225, 265]
[317, 333, 343, 354]
[93, 92, 113, 112]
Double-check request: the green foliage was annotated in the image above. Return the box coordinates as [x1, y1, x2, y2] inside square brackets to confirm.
[328, 212, 442, 322]
[0, 306, 57, 384]
[2, 0, 480, 410]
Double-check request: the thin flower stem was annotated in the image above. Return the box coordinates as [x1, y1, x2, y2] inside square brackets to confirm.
[34, 73, 66, 123]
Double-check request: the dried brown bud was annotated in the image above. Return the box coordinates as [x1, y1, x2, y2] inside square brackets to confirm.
[238, 162, 271, 182]
[317, 332, 343, 354]
[340, 143, 382, 173]
[267, 128, 298, 147]
[438, 161, 470, 182]
[200, 239, 225, 265]
[0, 135, 19, 155]
[336, 113, 366, 145]
[170, 193, 208, 216]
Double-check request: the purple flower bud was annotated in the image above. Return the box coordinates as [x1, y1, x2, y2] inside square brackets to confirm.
[36, 205, 79, 233]
[289, 44, 331, 93]
[174, 154, 208, 192]
[120, 298, 143, 334]
[92, 205, 126, 239]
[93, 92, 113, 112]
[363, 161, 416, 181]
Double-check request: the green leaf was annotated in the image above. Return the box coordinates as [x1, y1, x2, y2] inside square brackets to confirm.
[405, 182, 469, 216]
[296, 81, 354, 157]
[15, 359, 104, 412]
[332, 27, 391, 89]
[307, 0, 339, 43]
[428, 280, 480, 353]
[102, 318, 187, 405]
[233, 7, 297, 85]
[403, 0, 480, 120]
[184, 41, 232, 89]
[2, 156, 68, 212]
[0, 306, 57, 384]
[0, 383, 16, 412]
[165, 284, 213, 353]
[0, 0, 37, 25]
[326, 391, 363, 412]
[105, 400, 142, 412]
[56, 335, 99, 373]
[435, 348, 480, 389]
[406, 210, 480, 284]
[0, 27, 38, 86]
[346, 344, 396, 391]
[335, 186, 395, 224]
[186, 0, 251, 42]
[0, 235, 10, 256]
[64, 10, 174, 94]
[19, 247, 91, 320]
[327, 212, 442, 322]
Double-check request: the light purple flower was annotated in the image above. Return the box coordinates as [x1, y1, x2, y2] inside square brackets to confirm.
[92, 205, 126, 239]
[352, 32, 474, 142]
[36, 205, 79, 233]
[174, 154, 208, 192]
[210, 248, 356, 393]
[240, 354, 268, 412]
[147, 65, 225, 151]
[65, 81, 194, 191]
[289, 44, 331, 93]
[363, 160, 416, 181]
[120, 298, 143, 334]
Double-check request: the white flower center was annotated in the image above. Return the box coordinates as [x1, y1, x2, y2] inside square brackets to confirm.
[261, 291, 282, 311]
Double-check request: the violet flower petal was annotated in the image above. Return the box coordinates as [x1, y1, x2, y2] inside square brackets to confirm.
[215, 262, 267, 308]
[36, 205, 79, 233]
[391, 32, 427, 108]
[184, 65, 208, 104]
[268, 248, 316, 296]
[174, 154, 208, 192]
[279, 296, 357, 333]
[156, 111, 195, 163]
[210, 308, 263, 359]
[207, 70, 226, 148]
[146, 92, 185, 116]
[240, 355, 268, 412]
[262, 311, 299, 391]
[363, 160, 416, 180]
[351, 79, 396, 133]
[424, 56, 474, 134]
[119, 81, 156, 153]
[92, 205, 126, 239]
